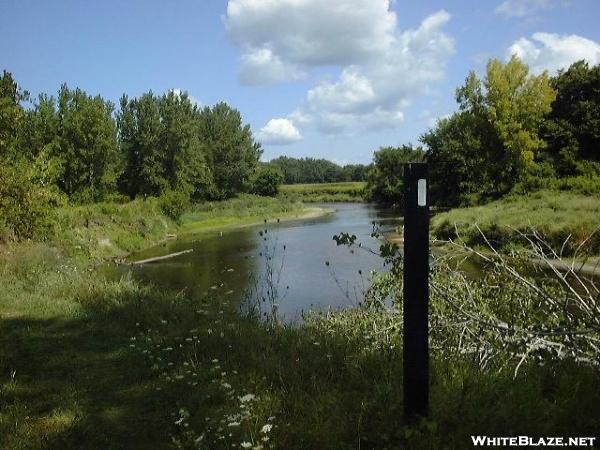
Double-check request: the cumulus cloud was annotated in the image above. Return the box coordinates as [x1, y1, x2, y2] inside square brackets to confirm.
[256, 118, 303, 145]
[224, 1, 454, 134]
[507, 32, 600, 74]
[224, 0, 396, 83]
[494, 0, 556, 18]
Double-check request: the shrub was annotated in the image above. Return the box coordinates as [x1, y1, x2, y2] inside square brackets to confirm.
[250, 166, 284, 197]
[0, 159, 63, 240]
[158, 190, 191, 221]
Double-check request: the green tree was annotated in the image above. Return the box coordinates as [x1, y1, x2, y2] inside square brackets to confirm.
[118, 92, 167, 197]
[55, 85, 121, 201]
[250, 165, 284, 197]
[197, 102, 262, 199]
[422, 56, 556, 205]
[0, 70, 28, 157]
[159, 91, 212, 199]
[19, 94, 60, 159]
[118, 91, 213, 199]
[542, 61, 600, 175]
[0, 71, 62, 239]
[365, 145, 425, 204]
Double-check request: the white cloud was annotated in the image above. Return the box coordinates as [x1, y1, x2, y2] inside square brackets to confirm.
[494, 0, 555, 18]
[256, 118, 303, 145]
[224, 1, 454, 134]
[171, 88, 202, 107]
[224, 0, 396, 84]
[239, 48, 304, 85]
[507, 32, 600, 74]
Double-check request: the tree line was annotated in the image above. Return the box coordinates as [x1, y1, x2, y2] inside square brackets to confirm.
[267, 156, 368, 185]
[0, 72, 266, 238]
[365, 57, 600, 206]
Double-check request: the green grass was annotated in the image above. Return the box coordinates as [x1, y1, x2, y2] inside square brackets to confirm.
[52, 194, 305, 264]
[279, 181, 366, 202]
[432, 190, 600, 255]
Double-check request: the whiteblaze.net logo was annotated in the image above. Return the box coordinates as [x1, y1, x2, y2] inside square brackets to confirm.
[471, 436, 597, 447]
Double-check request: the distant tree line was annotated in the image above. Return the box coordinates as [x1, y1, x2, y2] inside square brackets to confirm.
[0, 71, 265, 238]
[268, 156, 369, 184]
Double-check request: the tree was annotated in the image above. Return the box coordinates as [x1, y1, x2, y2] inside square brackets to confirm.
[118, 92, 167, 197]
[0, 71, 62, 239]
[250, 165, 284, 197]
[542, 61, 600, 175]
[422, 56, 556, 205]
[55, 85, 121, 201]
[0, 70, 28, 157]
[159, 91, 212, 199]
[268, 156, 366, 184]
[197, 102, 262, 199]
[365, 145, 425, 204]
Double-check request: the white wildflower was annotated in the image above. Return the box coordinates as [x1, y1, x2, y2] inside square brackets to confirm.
[239, 394, 255, 403]
[240, 442, 252, 449]
[260, 424, 272, 434]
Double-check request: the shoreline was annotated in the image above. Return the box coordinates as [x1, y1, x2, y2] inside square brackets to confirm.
[122, 205, 335, 263]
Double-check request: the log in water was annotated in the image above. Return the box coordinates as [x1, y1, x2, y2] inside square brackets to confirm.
[130, 249, 194, 265]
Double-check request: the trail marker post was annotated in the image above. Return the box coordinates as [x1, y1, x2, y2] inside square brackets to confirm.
[402, 162, 430, 419]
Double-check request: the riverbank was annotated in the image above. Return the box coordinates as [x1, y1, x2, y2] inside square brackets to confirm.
[431, 190, 600, 256]
[51, 194, 323, 265]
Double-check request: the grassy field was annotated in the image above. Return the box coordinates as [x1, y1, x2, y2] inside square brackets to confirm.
[279, 181, 366, 202]
[432, 190, 600, 255]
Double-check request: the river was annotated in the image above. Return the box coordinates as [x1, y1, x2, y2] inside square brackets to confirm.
[106, 203, 401, 322]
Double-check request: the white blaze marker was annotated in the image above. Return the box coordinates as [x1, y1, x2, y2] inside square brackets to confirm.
[417, 179, 427, 206]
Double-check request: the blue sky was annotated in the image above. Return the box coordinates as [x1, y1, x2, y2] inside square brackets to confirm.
[2, 0, 599, 164]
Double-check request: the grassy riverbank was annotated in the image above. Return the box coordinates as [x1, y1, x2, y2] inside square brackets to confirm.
[51, 194, 307, 264]
[1, 195, 599, 449]
[279, 182, 366, 202]
[431, 190, 600, 255]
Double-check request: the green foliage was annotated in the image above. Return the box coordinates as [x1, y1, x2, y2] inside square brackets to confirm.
[158, 189, 191, 221]
[0, 154, 64, 240]
[118, 91, 213, 200]
[250, 165, 284, 197]
[542, 60, 600, 175]
[269, 156, 368, 184]
[423, 57, 556, 206]
[0, 70, 28, 158]
[198, 102, 262, 199]
[0, 71, 63, 240]
[365, 145, 425, 204]
[54, 85, 121, 201]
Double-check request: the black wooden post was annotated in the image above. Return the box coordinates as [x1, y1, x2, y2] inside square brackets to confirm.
[403, 162, 429, 419]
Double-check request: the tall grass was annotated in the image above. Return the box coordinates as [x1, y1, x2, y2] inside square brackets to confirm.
[432, 190, 600, 255]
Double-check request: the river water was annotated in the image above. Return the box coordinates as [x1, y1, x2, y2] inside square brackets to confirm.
[107, 203, 401, 322]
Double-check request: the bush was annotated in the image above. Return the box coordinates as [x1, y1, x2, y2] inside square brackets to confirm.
[0, 159, 63, 240]
[158, 190, 191, 221]
[250, 166, 284, 197]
